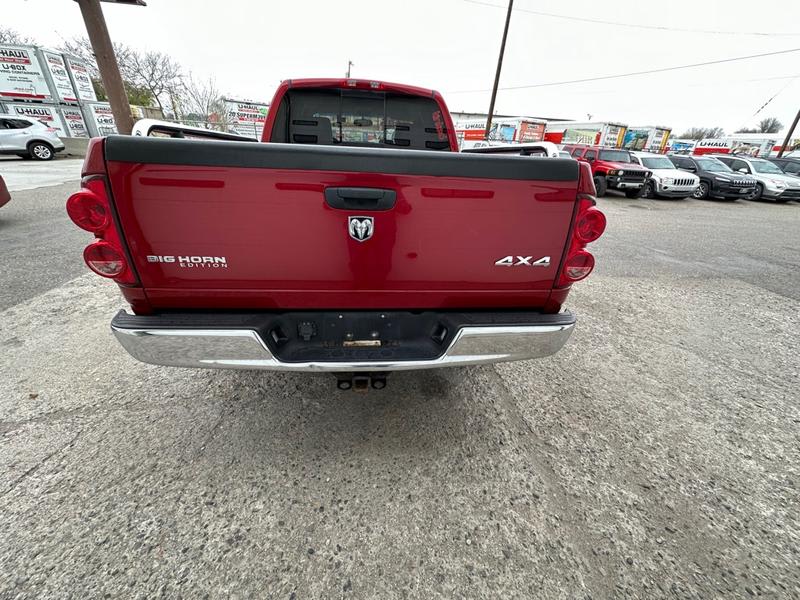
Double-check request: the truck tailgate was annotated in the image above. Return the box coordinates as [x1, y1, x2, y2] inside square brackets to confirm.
[104, 137, 580, 310]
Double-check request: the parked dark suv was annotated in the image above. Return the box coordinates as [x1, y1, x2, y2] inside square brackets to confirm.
[668, 155, 756, 200]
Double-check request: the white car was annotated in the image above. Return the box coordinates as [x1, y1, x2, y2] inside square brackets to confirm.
[629, 151, 699, 199]
[712, 154, 800, 202]
[131, 118, 255, 141]
[461, 140, 565, 158]
[0, 115, 65, 161]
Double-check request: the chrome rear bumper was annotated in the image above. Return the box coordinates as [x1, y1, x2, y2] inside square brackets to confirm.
[111, 310, 575, 372]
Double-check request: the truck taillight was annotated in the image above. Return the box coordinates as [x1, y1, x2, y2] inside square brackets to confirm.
[66, 172, 138, 286]
[562, 250, 594, 282]
[84, 241, 127, 278]
[574, 208, 606, 244]
[66, 190, 110, 233]
[557, 162, 605, 288]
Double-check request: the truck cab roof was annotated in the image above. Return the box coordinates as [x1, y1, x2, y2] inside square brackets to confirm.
[280, 78, 440, 98]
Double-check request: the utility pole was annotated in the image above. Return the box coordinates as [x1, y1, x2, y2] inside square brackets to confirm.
[74, 0, 140, 135]
[346, 60, 354, 78]
[777, 107, 800, 158]
[484, 0, 513, 141]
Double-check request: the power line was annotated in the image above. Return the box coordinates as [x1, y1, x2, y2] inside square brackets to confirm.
[461, 0, 800, 37]
[750, 75, 799, 117]
[500, 74, 800, 98]
[447, 47, 800, 94]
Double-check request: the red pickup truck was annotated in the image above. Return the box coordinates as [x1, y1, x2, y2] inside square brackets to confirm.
[564, 144, 651, 198]
[66, 78, 605, 389]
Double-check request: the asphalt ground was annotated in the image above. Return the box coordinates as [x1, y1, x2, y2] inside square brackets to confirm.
[0, 157, 83, 193]
[0, 180, 85, 311]
[1, 165, 798, 598]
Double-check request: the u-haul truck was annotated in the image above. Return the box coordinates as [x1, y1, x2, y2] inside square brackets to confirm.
[455, 117, 546, 150]
[622, 126, 672, 153]
[544, 121, 628, 148]
[692, 134, 788, 157]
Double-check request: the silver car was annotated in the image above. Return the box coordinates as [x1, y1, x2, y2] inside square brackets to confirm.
[0, 115, 66, 161]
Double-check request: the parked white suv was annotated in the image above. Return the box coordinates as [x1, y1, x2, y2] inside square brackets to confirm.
[712, 154, 800, 202]
[0, 115, 65, 161]
[629, 151, 699, 199]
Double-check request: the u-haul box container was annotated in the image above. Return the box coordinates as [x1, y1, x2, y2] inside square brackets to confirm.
[59, 106, 89, 137]
[65, 55, 98, 103]
[83, 102, 117, 136]
[0, 45, 52, 101]
[38, 48, 78, 103]
[3, 102, 66, 137]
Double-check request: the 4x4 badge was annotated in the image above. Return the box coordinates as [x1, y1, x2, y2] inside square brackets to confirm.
[494, 255, 550, 267]
[348, 216, 374, 242]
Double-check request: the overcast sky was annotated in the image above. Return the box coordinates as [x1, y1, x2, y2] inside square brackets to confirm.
[5, 0, 800, 135]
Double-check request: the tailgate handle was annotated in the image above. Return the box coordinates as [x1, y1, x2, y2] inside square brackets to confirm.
[324, 187, 397, 211]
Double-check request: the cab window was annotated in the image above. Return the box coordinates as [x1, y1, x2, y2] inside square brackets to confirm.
[270, 88, 450, 150]
[1, 118, 32, 129]
[730, 159, 750, 173]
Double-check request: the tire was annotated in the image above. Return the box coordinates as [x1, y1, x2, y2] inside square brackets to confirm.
[593, 176, 607, 197]
[747, 183, 763, 201]
[28, 141, 54, 161]
[692, 181, 709, 199]
[625, 188, 643, 199]
[642, 180, 656, 199]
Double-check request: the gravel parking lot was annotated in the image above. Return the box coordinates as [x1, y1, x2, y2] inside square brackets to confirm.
[1, 172, 798, 598]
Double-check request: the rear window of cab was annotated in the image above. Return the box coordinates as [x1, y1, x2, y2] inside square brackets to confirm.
[269, 89, 450, 150]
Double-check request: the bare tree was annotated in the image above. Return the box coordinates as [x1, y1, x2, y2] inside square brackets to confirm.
[58, 36, 131, 79]
[58, 37, 99, 75]
[58, 37, 180, 114]
[179, 74, 226, 127]
[758, 117, 782, 133]
[125, 51, 182, 115]
[0, 27, 37, 45]
[679, 127, 725, 140]
[736, 118, 783, 135]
